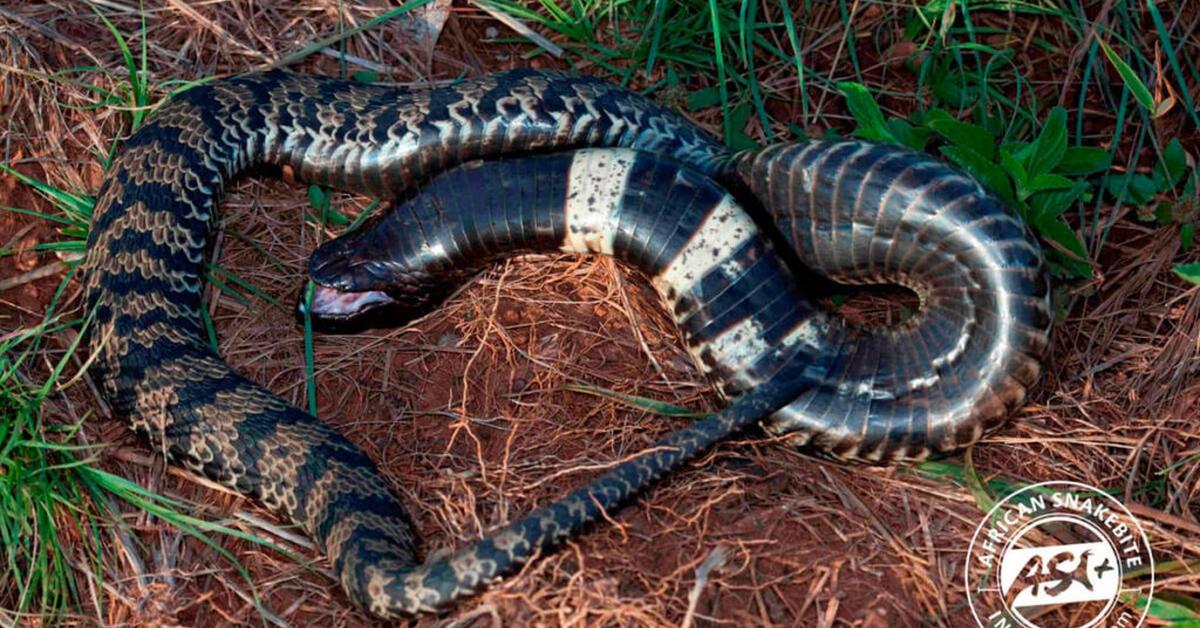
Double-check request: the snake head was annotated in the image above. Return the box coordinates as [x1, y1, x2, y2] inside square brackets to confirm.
[299, 223, 449, 332]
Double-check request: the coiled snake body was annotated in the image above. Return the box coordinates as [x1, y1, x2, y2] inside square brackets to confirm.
[82, 69, 1051, 618]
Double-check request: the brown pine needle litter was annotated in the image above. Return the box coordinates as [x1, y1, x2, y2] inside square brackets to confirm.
[1, 1, 1197, 626]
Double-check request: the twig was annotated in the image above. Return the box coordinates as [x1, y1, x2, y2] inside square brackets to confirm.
[0, 261, 63, 292]
[317, 48, 393, 73]
[213, 573, 291, 628]
[681, 545, 729, 628]
[234, 511, 315, 550]
[1, 223, 34, 252]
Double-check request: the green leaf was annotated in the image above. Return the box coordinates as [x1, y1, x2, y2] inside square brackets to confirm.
[928, 117, 995, 158]
[1027, 106, 1067, 176]
[931, 73, 972, 109]
[962, 449, 997, 514]
[686, 86, 721, 111]
[1128, 174, 1159, 205]
[1098, 38, 1155, 112]
[1000, 148, 1029, 196]
[940, 145, 1016, 208]
[1135, 594, 1200, 622]
[1008, 141, 1036, 166]
[1026, 173, 1074, 196]
[727, 104, 760, 152]
[1037, 217, 1092, 278]
[837, 82, 897, 145]
[1182, 223, 1195, 250]
[1154, 201, 1176, 225]
[1105, 173, 1158, 206]
[1156, 138, 1189, 189]
[1030, 180, 1086, 224]
[352, 70, 379, 84]
[307, 184, 328, 209]
[305, 209, 349, 227]
[1174, 262, 1200, 285]
[887, 118, 931, 151]
[1054, 146, 1112, 176]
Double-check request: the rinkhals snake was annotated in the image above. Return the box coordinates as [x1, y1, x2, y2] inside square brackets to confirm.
[82, 69, 1050, 618]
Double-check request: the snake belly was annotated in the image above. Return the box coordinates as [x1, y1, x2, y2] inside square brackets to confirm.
[82, 69, 1050, 618]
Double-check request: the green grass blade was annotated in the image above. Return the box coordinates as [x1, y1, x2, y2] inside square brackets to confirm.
[706, 0, 732, 144]
[563, 383, 706, 417]
[1097, 37, 1154, 112]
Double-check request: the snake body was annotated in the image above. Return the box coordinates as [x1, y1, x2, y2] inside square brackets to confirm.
[311, 143, 1051, 461]
[83, 69, 1050, 618]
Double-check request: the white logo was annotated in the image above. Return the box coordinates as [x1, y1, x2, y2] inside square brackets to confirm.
[965, 481, 1154, 627]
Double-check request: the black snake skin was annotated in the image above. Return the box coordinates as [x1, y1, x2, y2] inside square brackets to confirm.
[82, 69, 1051, 618]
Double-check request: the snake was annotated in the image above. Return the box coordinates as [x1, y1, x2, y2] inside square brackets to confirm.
[82, 68, 1051, 618]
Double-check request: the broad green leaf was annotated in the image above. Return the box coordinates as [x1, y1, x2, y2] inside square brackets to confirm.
[305, 185, 347, 226]
[305, 209, 349, 227]
[727, 104, 760, 152]
[1030, 180, 1086, 224]
[1034, 218, 1088, 258]
[1026, 173, 1074, 196]
[1129, 174, 1159, 205]
[686, 86, 721, 111]
[1105, 173, 1157, 206]
[352, 70, 379, 84]
[887, 118, 932, 151]
[1008, 141, 1036, 166]
[1027, 106, 1067, 176]
[941, 145, 1016, 208]
[1098, 38, 1155, 111]
[1174, 262, 1200, 285]
[307, 184, 328, 209]
[1156, 138, 1189, 189]
[1182, 223, 1195, 250]
[1154, 201, 1176, 225]
[1000, 148, 1029, 196]
[928, 117, 995, 158]
[1054, 146, 1112, 176]
[1037, 217, 1092, 278]
[931, 73, 972, 109]
[837, 82, 897, 145]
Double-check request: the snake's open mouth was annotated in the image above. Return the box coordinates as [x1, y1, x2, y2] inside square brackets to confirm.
[300, 284, 399, 321]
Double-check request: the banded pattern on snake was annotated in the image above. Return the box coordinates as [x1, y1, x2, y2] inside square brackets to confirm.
[82, 69, 1051, 617]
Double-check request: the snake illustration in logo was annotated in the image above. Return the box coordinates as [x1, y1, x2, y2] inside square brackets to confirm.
[965, 481, 1154, 628]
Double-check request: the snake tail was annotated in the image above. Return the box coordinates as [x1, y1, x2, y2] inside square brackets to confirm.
[375, 371, 806, 613]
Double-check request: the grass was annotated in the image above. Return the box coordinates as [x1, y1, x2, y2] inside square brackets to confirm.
[0, 10, 305, 622]
[0, 313, 291, 621]
[1, 0, 1197, 624]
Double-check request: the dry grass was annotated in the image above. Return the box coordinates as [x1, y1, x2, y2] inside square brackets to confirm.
[1, 1, 1198, 626]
